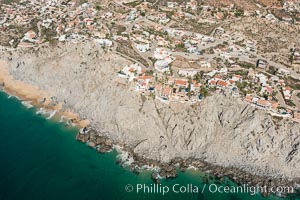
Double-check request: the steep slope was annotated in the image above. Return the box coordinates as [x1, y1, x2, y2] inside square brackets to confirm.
[1, 42, 300, 180]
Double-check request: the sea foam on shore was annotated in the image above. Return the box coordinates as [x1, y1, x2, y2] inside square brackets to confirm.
[21, 101, 33, 109]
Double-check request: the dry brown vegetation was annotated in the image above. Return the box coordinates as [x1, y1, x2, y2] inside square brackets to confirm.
[202, 0, 282, 9]
[224, 17, 300, 54]
[116, 40, 149, 67]
[145, 0, 282, 10]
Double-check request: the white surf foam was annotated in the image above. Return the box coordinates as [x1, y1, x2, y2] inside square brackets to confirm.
[21, 101, 33, 109]
[59, 116, 65, 122]
[47, 110, 57, 119]
[115, 147, 134, 166]
[36, 108, 46, 115]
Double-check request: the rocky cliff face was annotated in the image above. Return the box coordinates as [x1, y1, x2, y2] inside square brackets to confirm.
[1, 42, 300, 180]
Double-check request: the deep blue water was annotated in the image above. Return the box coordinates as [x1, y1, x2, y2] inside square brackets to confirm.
[0, 91, 299, 200]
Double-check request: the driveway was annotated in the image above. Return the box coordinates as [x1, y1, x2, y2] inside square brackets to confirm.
[292, 90, 300, 111]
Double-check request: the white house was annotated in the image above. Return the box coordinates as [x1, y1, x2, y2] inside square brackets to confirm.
[167, 2, 178, 8]
[278, 68, 291, 76]
[178, 69, 199, 77]
[135, 43, 151, 53]
[94, 39, 113, 47]
[118, 63, 143, 81]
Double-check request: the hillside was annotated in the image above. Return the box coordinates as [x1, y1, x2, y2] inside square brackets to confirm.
[1, 43, 300, 182]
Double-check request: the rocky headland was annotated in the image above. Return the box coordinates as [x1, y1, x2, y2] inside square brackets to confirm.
[0, 42, 300, 195]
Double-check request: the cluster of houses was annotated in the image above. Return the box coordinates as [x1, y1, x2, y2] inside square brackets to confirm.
[153, 48, 175, 72]
[283, 0, 300, 13]
[1, 0, 299, 50]
[131, 21, 218, 55]
[147, 13, 170, 25]
[1, 0, 216, 50]
[163, 1, 238, 21]
[162, 0, 299, 24]
[1, 0, 299, 122]
[118, 63, 202, 104]
[0, 1, 116, 48]
[18, 30, 42, 48]
[165, 28, 216, 54]
[117, 59, 300, 122]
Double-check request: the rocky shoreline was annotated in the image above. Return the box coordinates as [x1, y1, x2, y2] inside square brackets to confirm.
[1, 43, 300, 198]
[2, 81, 298, 197]
[76, 128, 300, 197]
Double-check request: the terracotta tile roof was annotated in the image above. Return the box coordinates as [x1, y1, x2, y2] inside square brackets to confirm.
[245, 95, 253, 102]
[215, 75, 222, 80]
[285, 86, 291, 91]
[175, 79, 188, 86]
[257, 99, 269, 106]
[233, 75, 241, 79]
[266, 86, 273, 93]
[193, 81, 200, 88]
[137, 76, 153, 80]
[271, 102, 279, 109]
[217, 80, 228, 87]
[162, 87, 171, 95]
[155, 84, 162, 91]
[229, 79, 235, 84]
[27, 30, 36, 39]
[210, 80, 217, 85]
[168, 77, 174, 83]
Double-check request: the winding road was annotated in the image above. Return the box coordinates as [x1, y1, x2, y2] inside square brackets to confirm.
[292, 90, 300, 111]
[111, 7, 300, 82]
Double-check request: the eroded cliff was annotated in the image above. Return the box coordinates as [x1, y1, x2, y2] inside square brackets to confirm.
[1, 42, 300, 181]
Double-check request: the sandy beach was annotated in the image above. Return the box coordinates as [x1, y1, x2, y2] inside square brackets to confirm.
[0, 60, 50, 104]
[0, 60, 89, 128]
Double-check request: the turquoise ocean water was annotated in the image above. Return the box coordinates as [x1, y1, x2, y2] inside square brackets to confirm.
[0, 91, 299, 200]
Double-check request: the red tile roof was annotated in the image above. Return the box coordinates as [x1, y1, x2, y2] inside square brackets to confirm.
[257, 99, 269, 106]
[233, 75, 241, 79]
[162, 87, 171, 95]
[175, 79, 188, 86]
[271, 102, 279, 109]
[137, 76, 153, 80]
[285, 86, 291, 91]
[217, 80, 228, 87]
[155, 84, 162, 91]
[209, 80, 217, 85]
[245, 95, 253, 102]
[266, 86, 273, 93]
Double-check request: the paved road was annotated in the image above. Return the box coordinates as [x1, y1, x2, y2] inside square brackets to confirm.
[114, 12, 300, 81]
[131, 42, 153, 68]
[246, 51, 300, 80]
[142, 17, 300, 81]
[292, 90, 300, 111]
[274, 85, 286, 108]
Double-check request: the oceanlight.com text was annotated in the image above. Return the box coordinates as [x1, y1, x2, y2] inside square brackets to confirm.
[125, 183, 294, 196]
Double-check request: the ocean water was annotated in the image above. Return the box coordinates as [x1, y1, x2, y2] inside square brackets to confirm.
[0, 91, 299, 200]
